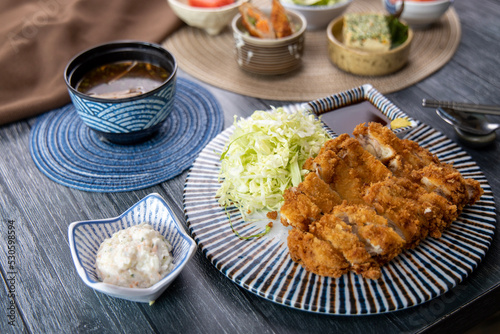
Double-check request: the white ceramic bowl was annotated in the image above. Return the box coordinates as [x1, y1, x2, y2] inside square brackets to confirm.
[281, 0, 352, 30]
[382, 0, 453, 28]
[231, 8, 307, 75]
[168, 0, 243, 35]
[68, 193, 197, 303]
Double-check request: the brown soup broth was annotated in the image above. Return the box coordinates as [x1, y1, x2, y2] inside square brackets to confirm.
[319, 101, 390, 135]
[76, 61, 170, 98]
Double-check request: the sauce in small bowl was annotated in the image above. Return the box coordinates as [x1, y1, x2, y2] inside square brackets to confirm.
[76, 61, 170, 99]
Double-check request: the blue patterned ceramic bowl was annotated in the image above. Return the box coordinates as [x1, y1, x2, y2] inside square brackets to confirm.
[65, 41, 177, 144]
[68, 193, 197, 303]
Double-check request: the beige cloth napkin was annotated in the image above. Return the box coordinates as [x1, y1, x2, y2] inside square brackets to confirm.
[0, 0, 182, 125]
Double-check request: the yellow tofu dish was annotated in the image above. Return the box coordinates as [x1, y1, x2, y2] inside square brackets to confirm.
[343, 13, 391, 52]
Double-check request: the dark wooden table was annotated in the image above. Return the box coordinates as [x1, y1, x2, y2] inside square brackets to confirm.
[1, 1, 499, 333]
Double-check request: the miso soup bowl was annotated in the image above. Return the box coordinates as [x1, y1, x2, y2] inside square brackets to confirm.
[65, 41, 177, 144]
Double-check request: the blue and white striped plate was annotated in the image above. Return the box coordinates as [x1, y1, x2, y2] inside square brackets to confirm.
[183, 89, 496, 314]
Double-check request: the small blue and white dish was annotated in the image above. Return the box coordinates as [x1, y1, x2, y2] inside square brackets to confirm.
[302, 83, 418, 137]
[68, 193, 196, 303]
[65, 41, 178, 144]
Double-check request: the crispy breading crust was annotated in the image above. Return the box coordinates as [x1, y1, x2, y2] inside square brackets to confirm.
[239, 3, 275, 39]
[270, 0, 293, 38]
[281, 122, 483, 280]
[287, 228, 349, 278]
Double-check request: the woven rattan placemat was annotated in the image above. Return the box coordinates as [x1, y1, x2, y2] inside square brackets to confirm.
[163, 0, 461, 101]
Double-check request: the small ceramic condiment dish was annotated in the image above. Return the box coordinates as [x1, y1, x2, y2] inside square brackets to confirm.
[68, 193, 197, 303]
[168, 0, 243, 35]
[281, 0, 352, 30]
[326, 16, 414, 76]
[382, 0, 453, 28]
[231, 9, 307, 75]
[64, 41, 177, 145]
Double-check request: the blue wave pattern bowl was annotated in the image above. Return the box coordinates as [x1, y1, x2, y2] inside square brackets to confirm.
[68, 193, 197, 303]
[65, 41, 178, 144]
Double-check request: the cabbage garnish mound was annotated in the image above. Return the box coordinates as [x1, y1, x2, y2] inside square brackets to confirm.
[216, 107, 330, 220]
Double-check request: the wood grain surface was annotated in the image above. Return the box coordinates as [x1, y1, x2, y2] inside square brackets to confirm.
[1, 1, 499, 333]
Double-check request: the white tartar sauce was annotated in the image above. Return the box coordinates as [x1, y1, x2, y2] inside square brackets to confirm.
[96, 223, 174, 288]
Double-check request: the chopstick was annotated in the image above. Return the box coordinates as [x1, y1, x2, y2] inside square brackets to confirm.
[422, 99, 500, 116]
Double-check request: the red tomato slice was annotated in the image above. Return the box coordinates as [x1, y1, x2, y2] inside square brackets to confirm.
[187, 0, 234, 8]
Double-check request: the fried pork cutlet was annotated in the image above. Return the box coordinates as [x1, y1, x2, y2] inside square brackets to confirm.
[279, 122, 483, 280]
[330, 202, 405, 265]
[280, 187, 321, 231]
[320, 134, 392, 183]
[363, 176, 458, 246]
[287, 228, 349, 278]
[353, 122, 483, 208]
[305, 136, 391, 205]
[362, 177, 426, 248]
[412, 164, 483, 212]
[353, 122, 439, 176]
[297, 172, 342, 214]
[309, 214, 382, 279]
[307, 149, 366, 204]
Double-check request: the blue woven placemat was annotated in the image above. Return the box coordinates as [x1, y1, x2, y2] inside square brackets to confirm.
[30, 78, 224, 192]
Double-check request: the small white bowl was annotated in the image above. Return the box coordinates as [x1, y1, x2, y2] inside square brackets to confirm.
[168, 0, 243, 35]
[68, 193, 197, 303]
[281, 0, 352, 30]
[382, 0, 453, 28]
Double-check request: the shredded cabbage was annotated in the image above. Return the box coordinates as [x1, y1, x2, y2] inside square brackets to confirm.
[216, 107, 330, 219]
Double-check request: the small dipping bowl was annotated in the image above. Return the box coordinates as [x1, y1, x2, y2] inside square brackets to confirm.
[65, 41, 177, 145]
[68, 193, 197, 303]
[231, 9, 307, 76]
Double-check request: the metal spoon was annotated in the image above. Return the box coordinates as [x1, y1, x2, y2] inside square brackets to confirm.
[436, 107, 500, 136]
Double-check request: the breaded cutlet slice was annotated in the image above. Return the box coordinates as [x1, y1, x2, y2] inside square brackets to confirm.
[412, 164, 483, 212]
[287, 228, 350, 278]
[306, 149, 366, 205]
[309, 214, 382, 280]
[297, 172, 342, 214]
[353, 122, 440, 176]
[330, 202, 405, 265]
[363, 177, 428, 248]
[280, 188, 322, 232]
[320, 133, 392, 184]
